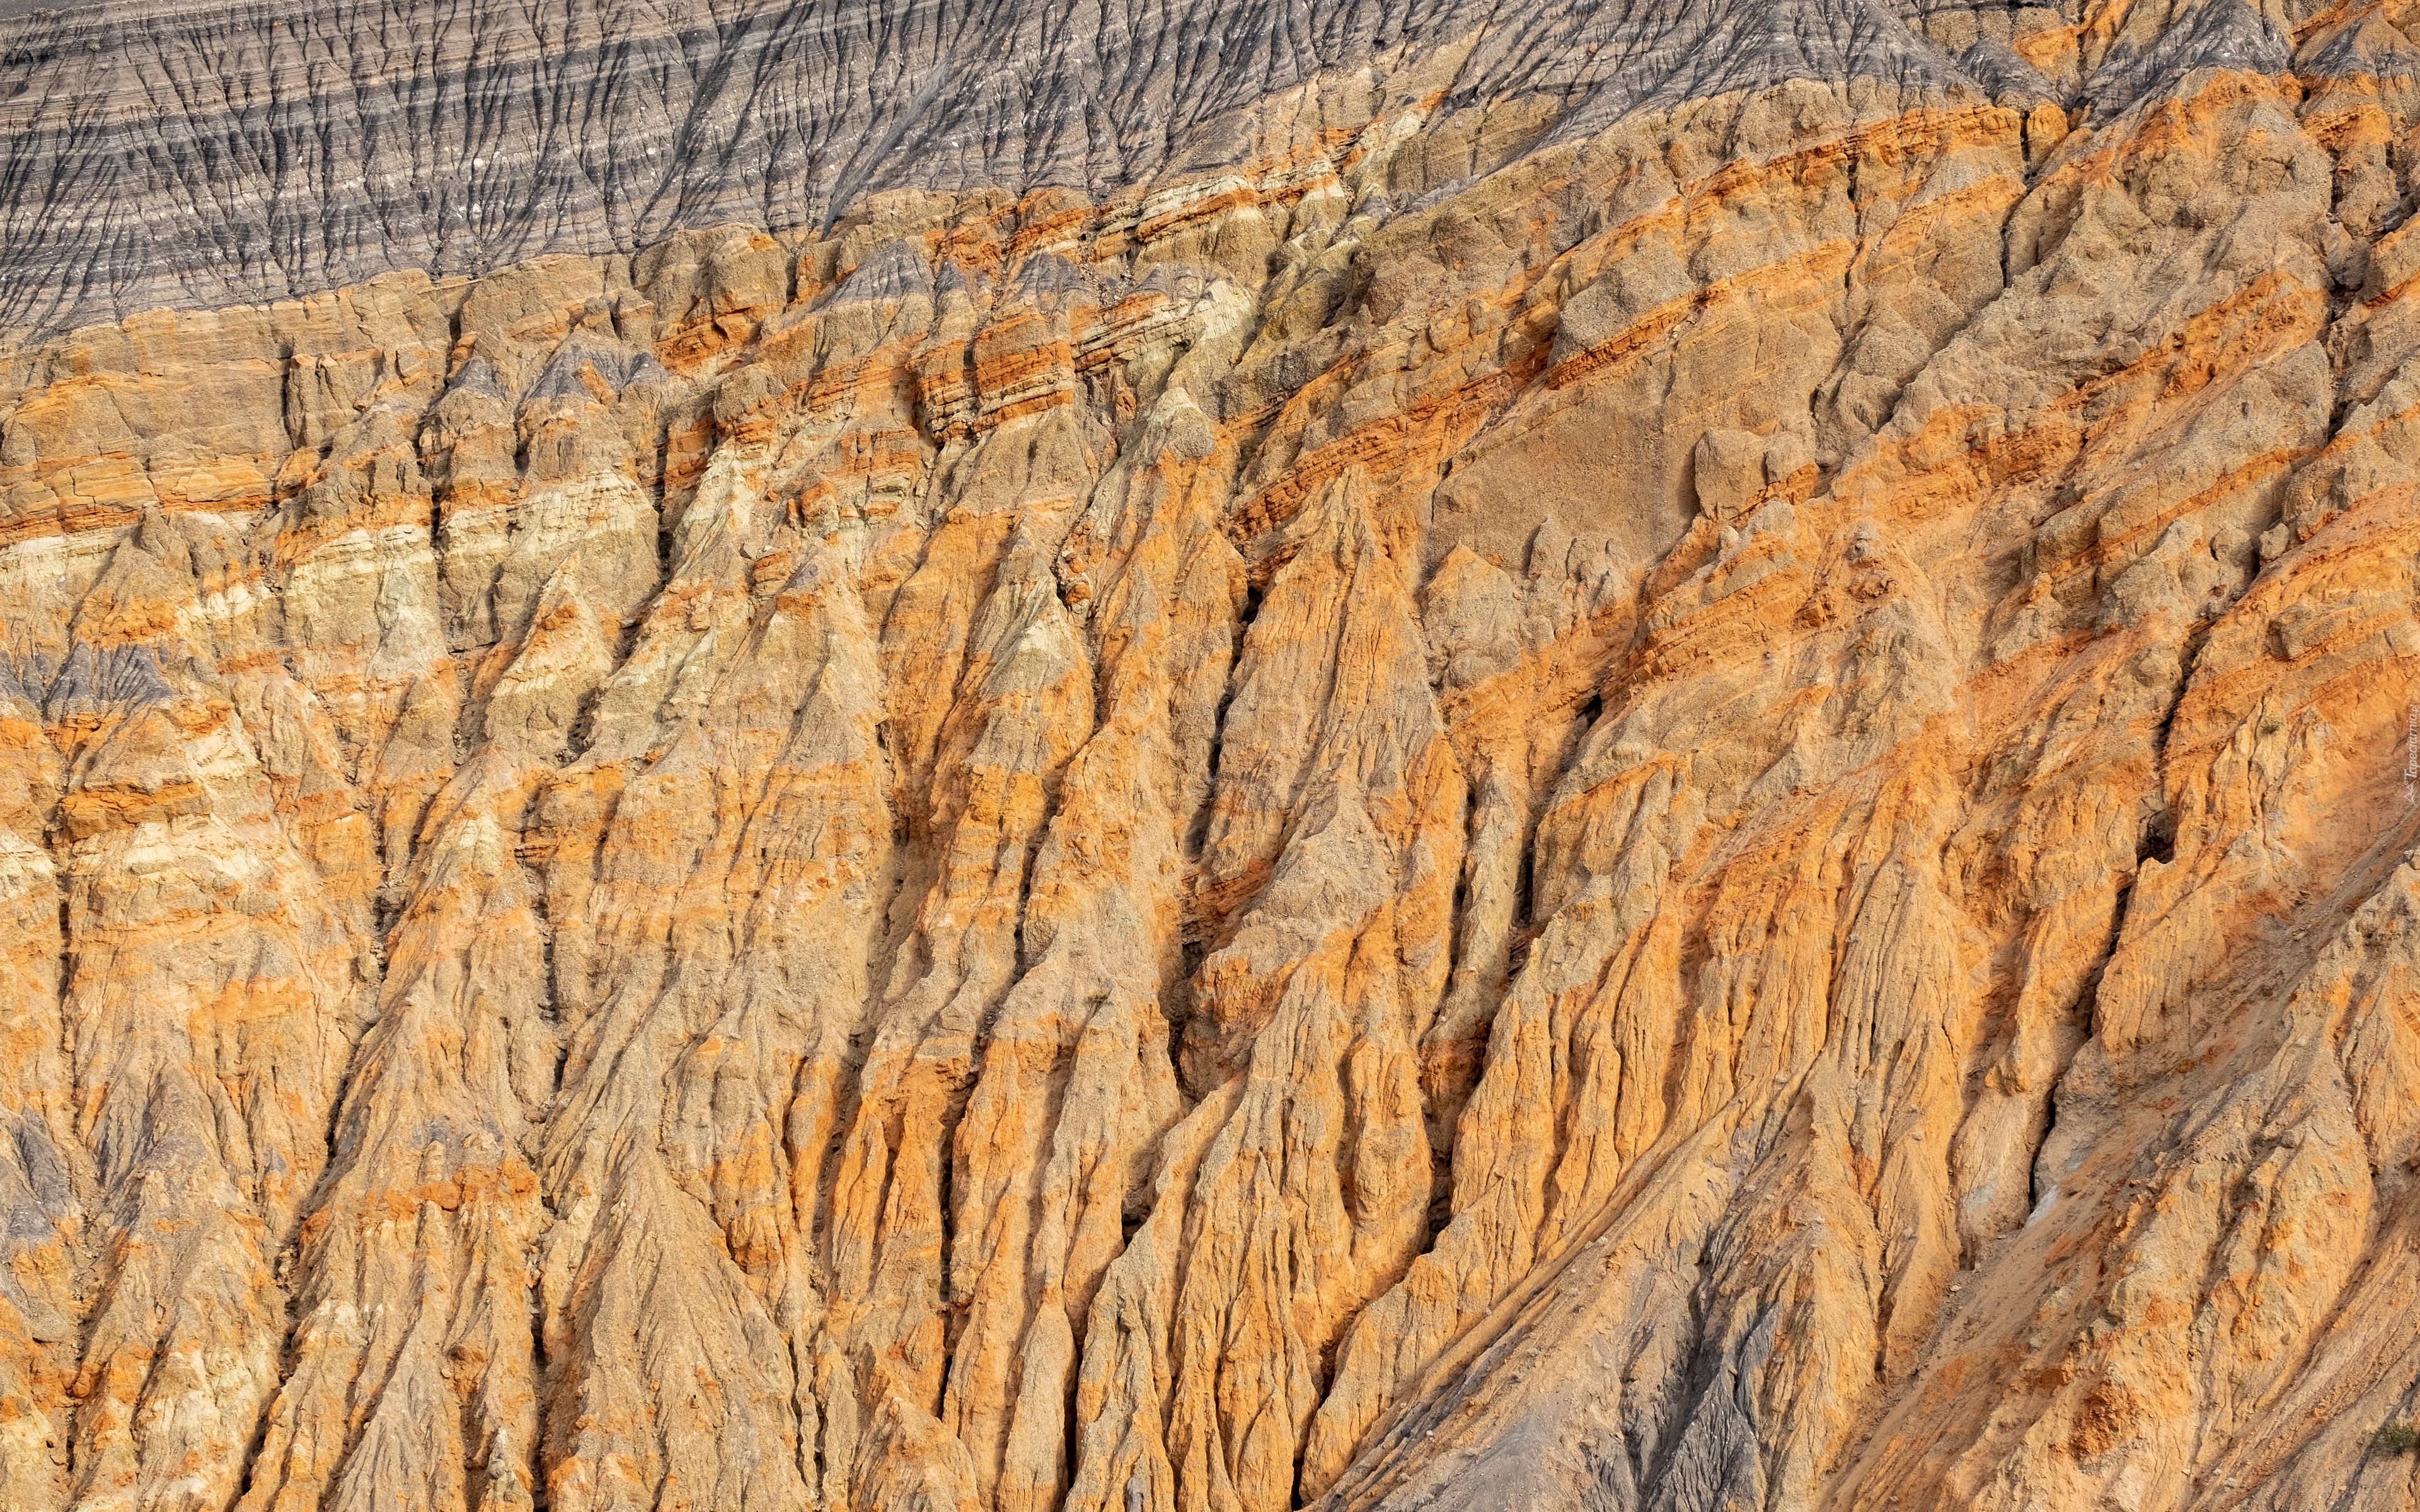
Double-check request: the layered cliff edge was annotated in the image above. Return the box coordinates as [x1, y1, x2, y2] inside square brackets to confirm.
[4, 1, 2420, 1509]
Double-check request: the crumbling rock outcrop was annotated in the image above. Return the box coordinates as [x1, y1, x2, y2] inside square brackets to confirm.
[3, 0, 2420, 1509]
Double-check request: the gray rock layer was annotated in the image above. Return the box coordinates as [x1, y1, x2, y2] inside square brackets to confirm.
[0, 0, 2095, 338]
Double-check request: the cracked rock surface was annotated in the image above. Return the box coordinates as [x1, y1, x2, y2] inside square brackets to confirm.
[3, 0, 2420, 1509]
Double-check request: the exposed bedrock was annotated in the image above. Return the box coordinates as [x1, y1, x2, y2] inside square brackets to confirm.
[3, 0, 2420, 1509]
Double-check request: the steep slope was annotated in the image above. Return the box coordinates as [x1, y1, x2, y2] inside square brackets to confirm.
[0, 0, 2000, 340]
[2, 1, 2420, 1510]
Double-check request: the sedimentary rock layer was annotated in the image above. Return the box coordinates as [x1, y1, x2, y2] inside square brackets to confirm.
[3, 0, 2420, 1509]
[2, 0, 2083, 339]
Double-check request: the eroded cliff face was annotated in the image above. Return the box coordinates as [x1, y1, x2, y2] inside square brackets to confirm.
[2, 1, 2419, 1509]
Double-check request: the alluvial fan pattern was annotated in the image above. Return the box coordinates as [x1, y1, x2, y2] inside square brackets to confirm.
[2, 0, 2420, 1508]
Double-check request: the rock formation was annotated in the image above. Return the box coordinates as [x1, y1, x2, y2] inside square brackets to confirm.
[1, 0, 2419, 1508]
